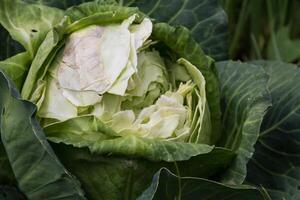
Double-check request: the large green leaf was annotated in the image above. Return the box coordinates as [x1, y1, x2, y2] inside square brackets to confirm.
[51, 144, 162, 200]
[216, 61, 271, 184]
[44, 116, 234, 200]
[123, 0, 228, 60]
[51, 143, 234, 200]
[246, 61, 300, 200]
[138, 168, 268, 200]
[0, 0, 65, 88]
[0, 71, 86, 199]
[0, 0, 64, 58]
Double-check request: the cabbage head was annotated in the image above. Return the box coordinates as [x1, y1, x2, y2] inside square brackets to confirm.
[0, 1, 272, 200]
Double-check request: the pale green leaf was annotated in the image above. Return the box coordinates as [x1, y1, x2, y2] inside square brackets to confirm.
[44, 116, 215, 162]
[0, 52, 31, 90]
[0, 0, 64, 57]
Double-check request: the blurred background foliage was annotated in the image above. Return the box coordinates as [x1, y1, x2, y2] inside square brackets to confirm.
[222, 0, 300, 65]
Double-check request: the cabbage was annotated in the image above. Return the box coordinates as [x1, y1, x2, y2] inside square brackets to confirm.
[0, 1, 278, 200]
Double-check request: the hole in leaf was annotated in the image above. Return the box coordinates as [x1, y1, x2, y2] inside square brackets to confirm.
[31, 29, 38, 33]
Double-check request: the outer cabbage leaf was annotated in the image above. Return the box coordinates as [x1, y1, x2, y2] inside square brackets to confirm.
[44, 115, 227, 162]
[0, 52, 31, 90]
[50, 143, 234, 200]
[215, 61, 271, 184]
[246, 61, 300, 200]
[0, 0, 64, 58]
[0, 71, 86, 200]
[44, 116, 118, 147]
[138, 168, 269, 200]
